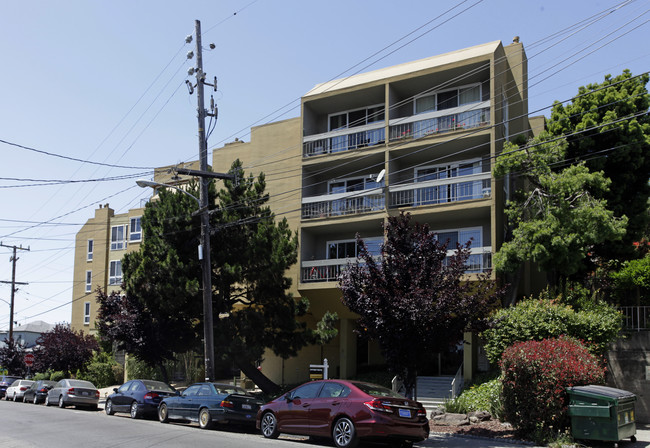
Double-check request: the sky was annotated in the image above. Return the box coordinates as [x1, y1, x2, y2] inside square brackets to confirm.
[0, 0, 648, 330]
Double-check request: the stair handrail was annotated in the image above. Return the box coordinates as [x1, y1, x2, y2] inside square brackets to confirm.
[450, 363, 464, 399]
[391, 375, 405, 395]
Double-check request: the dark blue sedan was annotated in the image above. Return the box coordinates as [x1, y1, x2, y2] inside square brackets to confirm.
[106, 379, 177, 419]
[158, 382, 263, 429]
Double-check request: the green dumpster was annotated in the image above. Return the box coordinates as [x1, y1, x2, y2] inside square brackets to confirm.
[567, 385, 637, 444]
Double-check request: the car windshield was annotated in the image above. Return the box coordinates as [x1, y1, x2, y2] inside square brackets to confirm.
[213, 384, 248, 395]
[142, 380, 175, 392]
[68, 380, 95, 388]
[2, 377, 21, 384]
[352, 382, 405, 398]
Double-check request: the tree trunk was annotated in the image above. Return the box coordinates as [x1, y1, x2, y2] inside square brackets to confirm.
[158, 361, 169, 384]
[235, 357, 281, 396]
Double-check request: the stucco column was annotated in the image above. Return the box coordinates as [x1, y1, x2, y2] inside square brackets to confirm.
[463, 331, 478, 383]
[339, 318, 357, 379]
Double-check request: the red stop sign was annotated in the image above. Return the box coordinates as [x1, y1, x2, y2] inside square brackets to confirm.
[24, 353, 34, 366]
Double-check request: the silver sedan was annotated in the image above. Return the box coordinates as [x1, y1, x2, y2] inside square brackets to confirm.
[45, 379, 99, 410]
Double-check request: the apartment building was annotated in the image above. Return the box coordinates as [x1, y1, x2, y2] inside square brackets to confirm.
[70, 204, 145, 334]
[71, 39, 536, 385]
[212, 39, 536, 385]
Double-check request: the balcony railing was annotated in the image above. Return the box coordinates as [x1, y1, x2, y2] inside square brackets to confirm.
[303, 124, 385, 157]
[389, 172, 491, 209]
[389, 104, 490, 142]
[302, 189, 385, 219]
[620, 306, 650, 331]
[300, 247, 492, 283]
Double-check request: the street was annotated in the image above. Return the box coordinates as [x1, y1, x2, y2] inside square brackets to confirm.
[0, 398, 544, 448]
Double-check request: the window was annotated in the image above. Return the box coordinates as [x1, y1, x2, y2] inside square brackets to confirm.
[85, 270, 92, 293]
[328, 104, 385, 131]
[84, 302, 91, 325]
[110, 225, 127, 250]
[327, 237, 383, 259]
[129, 217, 142, 242]
[414, 84, 482, 114]
[415, 160, 482, 205]
[109, 260, 122, 285]
[87, 239, 93, 261]
[319, 382, 351, 398]
[289, 382, 322, 400]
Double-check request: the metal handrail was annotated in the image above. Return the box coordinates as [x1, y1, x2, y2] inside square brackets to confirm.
[450, 363, 464, 399]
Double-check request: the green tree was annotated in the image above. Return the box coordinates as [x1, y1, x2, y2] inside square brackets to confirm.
[611, 253, 650, 305]
[211, 160, 337, 394]
[0, 338, 27, 376]
[97, 181, 206, 383]
[339, 212, 501, 398]
[548, 70, 650, 262]
[493, 132, 627, 286]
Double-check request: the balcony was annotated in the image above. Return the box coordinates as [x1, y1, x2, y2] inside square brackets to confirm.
[303, 124, 385, 157]
[300, 246, 492, 283]
[302, 188, 385, 219]
[389, 103, 490, 142]
[389, 172, 491, 209]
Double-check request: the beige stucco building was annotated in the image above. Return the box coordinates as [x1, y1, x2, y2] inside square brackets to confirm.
[72, 39, 538, 385]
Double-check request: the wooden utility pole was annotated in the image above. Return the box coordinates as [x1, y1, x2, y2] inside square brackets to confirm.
[0, 242, 30, 342]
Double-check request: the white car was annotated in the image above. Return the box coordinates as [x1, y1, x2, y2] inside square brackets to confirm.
[5, 379, 34, 402]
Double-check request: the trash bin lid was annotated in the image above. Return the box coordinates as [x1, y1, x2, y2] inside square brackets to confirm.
[567, 385, 636, 401]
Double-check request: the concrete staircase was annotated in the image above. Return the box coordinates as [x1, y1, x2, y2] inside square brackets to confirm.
[415, 375, 455, 416]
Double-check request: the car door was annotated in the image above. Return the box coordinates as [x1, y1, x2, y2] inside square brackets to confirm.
[113, 381, 133, 412]
[173, 384, 200, 419]
[308, 382, 351, 436]
[277, 382, 323, 434]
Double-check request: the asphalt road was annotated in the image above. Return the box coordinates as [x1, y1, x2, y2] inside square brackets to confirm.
[0, 398, 546, 448]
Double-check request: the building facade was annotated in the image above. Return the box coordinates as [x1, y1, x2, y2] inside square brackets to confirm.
[212, 40, 537, 385]
[72, 39, 537, 385]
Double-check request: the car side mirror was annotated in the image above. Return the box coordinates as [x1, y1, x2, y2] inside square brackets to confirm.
[284, 394, 293, 402]
[113, 388, 118, 393]
[175, 391, 181, 396]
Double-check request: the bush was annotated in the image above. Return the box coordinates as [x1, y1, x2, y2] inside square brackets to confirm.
[500, 336, 605, 443]
[49, 371, 65, 382]
[77, 352, 123, 388]
[443, 378, 503, 419]
[481, 296, 621, 364]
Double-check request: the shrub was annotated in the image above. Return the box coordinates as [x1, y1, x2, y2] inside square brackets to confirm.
[77, 352, 123, 388]
[481, 296, 621, 364]
[49, 371, 65, 382]
[500, 336, 605, 443]
[443, 378, 503, 419]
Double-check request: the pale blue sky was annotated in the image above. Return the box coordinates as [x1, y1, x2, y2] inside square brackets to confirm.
[1, 0, 648, 328]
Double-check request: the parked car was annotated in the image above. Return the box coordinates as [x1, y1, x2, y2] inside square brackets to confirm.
[0, 375, 22, 399]
[158, 382, 263, 429]
[23, 380, 57, 404]
[256, 380, 429, 448]
[106, 379, 177, 419]
[5, 379, 34, 402]
[45, 379, 99, 410]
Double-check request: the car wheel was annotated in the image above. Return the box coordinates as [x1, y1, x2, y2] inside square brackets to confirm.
[58, 395, 66, 408]
[130, 401, 140, 419]
[260, 412, 280, 439]
[198, 408, 213, 430]
[44, 395, 50, 406]
[105, 399, 115, 415]
[332, 417, 358, 448]
[158, 403, 169, 423]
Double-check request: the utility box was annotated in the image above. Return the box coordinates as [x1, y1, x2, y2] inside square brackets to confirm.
[567, 385, 637, 444]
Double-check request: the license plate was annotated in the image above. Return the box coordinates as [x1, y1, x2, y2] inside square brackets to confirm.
[242, 404, 252, 410]
[398, 409, 411, 418]
[82, 391, 89, 396]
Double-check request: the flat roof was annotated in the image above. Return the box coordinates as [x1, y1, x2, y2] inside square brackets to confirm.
[304, 40, 501, 98]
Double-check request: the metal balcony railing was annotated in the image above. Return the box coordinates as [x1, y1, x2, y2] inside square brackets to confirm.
[389, 105, 490, 142]
[302, 189, 385, 219]
[389, 173, 491, 209]
[303, 125, 385, 157]
[300, 247, 492, 283]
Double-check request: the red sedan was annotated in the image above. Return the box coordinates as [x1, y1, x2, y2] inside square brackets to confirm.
[256, 379, 429, 448]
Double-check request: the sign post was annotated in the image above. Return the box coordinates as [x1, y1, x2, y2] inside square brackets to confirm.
[24, 353, 34, 378]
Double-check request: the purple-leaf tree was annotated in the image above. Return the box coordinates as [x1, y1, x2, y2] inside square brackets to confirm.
[33, 324, 98, 376]
[339, 212, 501, 398]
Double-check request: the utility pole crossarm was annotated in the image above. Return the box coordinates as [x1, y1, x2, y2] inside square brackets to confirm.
[0, 242, 30, 342]
[174, 167, 235, 181]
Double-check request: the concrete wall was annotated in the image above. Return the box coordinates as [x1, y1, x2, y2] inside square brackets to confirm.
[607, 332, 650, 423]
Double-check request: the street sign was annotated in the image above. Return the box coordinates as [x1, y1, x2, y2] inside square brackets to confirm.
[24, 353, 34, 367]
